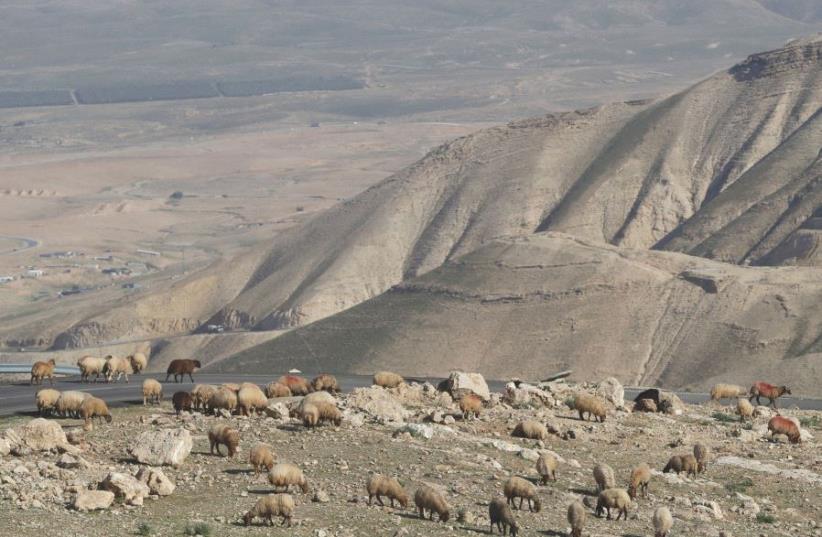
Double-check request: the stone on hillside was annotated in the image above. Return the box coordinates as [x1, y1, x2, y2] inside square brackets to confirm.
[73, 490, 114, 511]
[9, 418, 68, 452]
[348, 387, 409, 423]
[99, 472, 150, 506]
[445, 372, 490, 401]
[596, 377, 625, 408]
[128, 429, 192, 468]
[136, 467, 176, 496]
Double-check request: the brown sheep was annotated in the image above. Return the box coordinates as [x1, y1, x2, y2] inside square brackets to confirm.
[653, 506, 673, 537]
[209, 424, 240, 457]
[503, 476, 541, 512]
[30, 359, 56, 385]
[489, 497, 518, 536]
[693, 443, 710, 473]
[459, 393, 482, 420]
[238, 384, 268, 416]
[103, 355, 133, 383]
[596, 488, 631, 520]
[710, 383, 745, 402]
[568, 501, 586, 537]
[535, 453, 557, 484]
[77, 356, 106, 383]
[663, 454, 698, 477]
[35, 388, 61, 417]
[80, 397, 112, 427]
[628, 463, 651, 499]
[366, 474, 409, 508]
[265, 382, 291, 398]
[277, 375, 310, 396]
[314, 401, 343, 426]
[311, 373, 340, 393]
[373, 371, 404, 389]
[301, 403, 320, 428]
[165, 359, 201, 383]
[511, 420, 547, 440]
[172, 391, 193, 415]
[142, 379, 163, 405]
[573, 393, 607, 422]
[249, 444, 277, 475]
[414, 485, 450, 522]
[768, 416, 801, 444]
[736, 398, 754, 421]
[243, 493, 294, 527]
[191, 384, 218, 411]
[268, 463, 310, 494]
[209, 387, 238, 414]
[593, 463, 616, 492]
[749, 382, 791, 409]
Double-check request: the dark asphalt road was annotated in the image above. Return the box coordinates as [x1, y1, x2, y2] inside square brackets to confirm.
[2, 373, 820, 417]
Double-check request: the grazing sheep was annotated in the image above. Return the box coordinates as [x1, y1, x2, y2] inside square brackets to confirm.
[535, 453, 557, 484]
[165, 359, 201, 383]
[596, 488, 631, 520]
[693, 443, 710, 473]
[300, 403, 320, 428]
[209, 424, 240, 457]
[635, 398, 658, 412]
[56, 390, 91, 418]
[768, 416, 801, 444]
[653, 506, 673, 537]
[663, 454, 698, 477]
[414, 485, 450, 522]
[35, 388, 61, 416]
[573, 393, 607, 422]
[628, 463, 651, 499]
[80, 397, 112, 426]
[142, 379, 163, 405]
[710, 383, 745, 401]
[567, 501, 586, 537]
[191, 384, 218, 411]
[77, 356, 106, 383]
[749, 382, 791, 408]
[209, 387, 238, 414]
[276, 375, 311, 396]
[30, 359, 56, 385]
[238, 384, 268, 416]
[366, 474, 409, 508]
[459, 393, 482, 420]
[511, 420, 547, 440]
[489, 497, 518, 536]
[103, 355, 133, 383]
[129, 352, 148, 373]
[503, 476, 541, 512]
[268, 463, 310, 494]
[314, 401, 343, 426]
[736, 398, 754, 421]
[249, 444, 277, 475]
[265, 382, 291, 398]
[172, 391, 193, 415]
[311, 373, 340, 393]
[593, 463, 616, 492]
[243, 493, 295, 527]
[373, 371, 404, 389]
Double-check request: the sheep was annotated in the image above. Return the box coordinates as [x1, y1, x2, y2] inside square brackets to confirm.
[222, 383, 241, 392]
[567, 501, 586, 537]
[268, 463, 310, 494]
[414, 485, 450, 522]
[628, 463, 651, 499]
[653, 506, 673, 537]
[77, 356, 106, 383]
[535, 452, 557, 484]
[573, 393, 607, 422]
[276, 375, 310, 396]
[503, 476, 541, 512]
[663, 454, 698, 477]
[301, 403, 320, 428]
[238, 384, 268, 416]
[242, 493, 295, 527]
[250, 444, 277, 475]
[593, 463, 616, 492]
[80, 397, 112, 427]
[749, 382, 791, 409]
[35, 388, 61, 416]
[142, 379, 163, 405]
[459, 393, 482, 420]
[191, 384, 218, 412]
[710, 383, 745, 402]
[736, 398, 754, 421]
[511, 420, 547, 440]
[103, 355, 133, 383]
[56, 390, 91, 418]
[595, 488, 631, 520]
[489, 497, 518, 536]
[209, 423, 240, 457]
[314, 401, 343, 426]
[366, 474, 409, 508]
[311, 373, 340, 393]
[30, 359, 56, 385]
[265, 382, 291, 398]
[172, 391, 193, 415]
[373, 371, 404, 389]
[128, 352, 148, 373]
[208, 387, 238, 414]
[165, 359, 201, 383]
[768, 415, 801, 444]
[694, 443, 710, 473]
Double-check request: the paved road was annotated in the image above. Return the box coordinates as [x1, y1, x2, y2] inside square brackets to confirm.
[0, 235, 39, 256]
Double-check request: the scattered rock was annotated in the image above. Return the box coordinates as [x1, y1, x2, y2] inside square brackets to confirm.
[595, 377, 625, 409]
[313, 489, 330, 503]
[348, 387, 409, 423]
[7, 418, 69, 452]
[135, 467, 175, 496]
[73, 490, 114, 511]
[445, 372, 490, 401]
[99, 472, 150, 506]
[128, 429, 192, 467]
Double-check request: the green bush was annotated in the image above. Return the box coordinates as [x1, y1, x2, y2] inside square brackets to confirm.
[712, 411, 736, 423]
[799, 415, 820, 429]
[183, 522, 212, 537]
[756, 513, 775, 524]
[137, 522, 153, 536]
[724, 477, 754, 494]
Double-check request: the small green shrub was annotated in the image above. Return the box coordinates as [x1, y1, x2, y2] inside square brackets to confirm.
[799, 415, 820, 429]
[137, 522, 153, 536]
[724, 477, 754, 494]
[712, 411, 736, 423]
[756, 513, 775, 524]
[183, 522, 212, 537]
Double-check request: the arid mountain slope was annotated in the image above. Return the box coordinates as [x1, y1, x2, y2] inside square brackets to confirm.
[213, 233, 822, 394]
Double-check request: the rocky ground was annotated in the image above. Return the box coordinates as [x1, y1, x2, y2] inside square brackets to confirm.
[0, 377, 820, 537]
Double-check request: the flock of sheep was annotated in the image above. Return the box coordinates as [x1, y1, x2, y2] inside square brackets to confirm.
[27, 354, 804, 536]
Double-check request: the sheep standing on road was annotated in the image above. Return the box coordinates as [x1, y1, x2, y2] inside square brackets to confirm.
[35, 388, 61, 417]
[165, 359, 201, 383]
[103, 355, 133, 383]
[77, 356, 106, 383]
[142, 379, 163, 405]
[128, 353, 148, 373]
[749, 382, 791, 409]
[710, 383, 745, 402]
[30, 359, 56, 385]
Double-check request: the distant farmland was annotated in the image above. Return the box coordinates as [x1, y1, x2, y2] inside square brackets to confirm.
[0, 75, 364, 109]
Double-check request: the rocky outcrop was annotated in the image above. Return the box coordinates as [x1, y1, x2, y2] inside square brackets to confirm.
[135, 467, 175, 496]
[128, 429, 192, 468]
[99, 472, 150, 506]
[73, 490, 115, 511]
[444, 372, 490, 401]
[4, 419, 69, 452]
